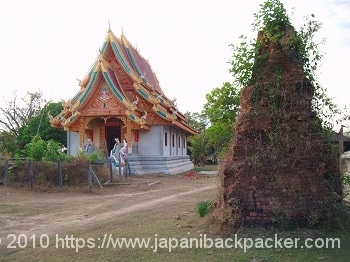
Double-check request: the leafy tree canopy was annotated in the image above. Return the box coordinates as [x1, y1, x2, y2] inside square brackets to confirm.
[186, 111, 209, 132]
[202, 82, 241, 157]
[203, 82, 241, 125]
[17, 101, 66, 148]
[0, 93, 66, 156]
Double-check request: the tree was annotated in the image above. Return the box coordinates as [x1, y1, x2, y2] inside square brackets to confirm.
[188, 133, 210, 166]
[205, 122, 232, 159]
[186, 112, 210, 166]
[186, 111, 208, 131]
[17, 102, 66, 148]
[24, 135, 68, 161]
[204, 82, 241, 125]
[0, 91, 66, 156]
[0, 91, 47, 156]
[0, 91, 46, 136]
[0, 131, 17, 158]
[203, 82, 241, 157]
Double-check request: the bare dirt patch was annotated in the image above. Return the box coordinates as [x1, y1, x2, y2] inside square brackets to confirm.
[0, 173, 218, 245]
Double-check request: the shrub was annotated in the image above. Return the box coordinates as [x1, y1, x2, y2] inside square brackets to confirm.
[196, 199, 213, 217]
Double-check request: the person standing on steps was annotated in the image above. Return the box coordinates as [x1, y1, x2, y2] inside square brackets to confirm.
[85, 138, 94, 154]
[110, 138, 120, 157]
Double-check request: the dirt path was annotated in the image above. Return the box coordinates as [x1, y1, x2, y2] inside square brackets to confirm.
[0, 174, 218, 243]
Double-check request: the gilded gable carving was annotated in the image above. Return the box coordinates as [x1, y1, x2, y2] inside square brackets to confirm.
[116, 66, 133, 86]
[88, 93, 124, 116]
[147, 112, 169, 125]
[100, 85, 110, 102]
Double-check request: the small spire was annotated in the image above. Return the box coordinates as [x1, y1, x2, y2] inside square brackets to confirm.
[108, 20, 111, 32]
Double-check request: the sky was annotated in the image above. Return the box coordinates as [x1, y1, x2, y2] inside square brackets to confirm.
[0, 0, 349, 129]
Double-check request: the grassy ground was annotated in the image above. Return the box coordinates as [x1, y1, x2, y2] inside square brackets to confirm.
[3, 207, 349, 262]
[193, 164, 218, 172]
[1, 165, 350, 261]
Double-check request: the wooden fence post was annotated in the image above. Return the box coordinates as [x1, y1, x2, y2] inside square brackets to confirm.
[3, 160, 8, 186]
[58, 160, 63, 191]
[126, 159, 131, 178]
[87, 161, 92, 193]
[28, 159, 33, 189]
[109, 158, 113, 182]
[118, 156, 121, 177]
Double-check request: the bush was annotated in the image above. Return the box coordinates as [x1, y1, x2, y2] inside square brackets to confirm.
[24, 135, 68, 162]
[196, 199, 213, 217]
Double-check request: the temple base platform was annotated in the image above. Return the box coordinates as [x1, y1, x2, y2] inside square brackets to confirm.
[126, 155, 194, 175]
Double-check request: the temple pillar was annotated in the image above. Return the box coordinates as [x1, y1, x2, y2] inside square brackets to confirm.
[126, 118, 133, 153]
[79, 118, 85, 148]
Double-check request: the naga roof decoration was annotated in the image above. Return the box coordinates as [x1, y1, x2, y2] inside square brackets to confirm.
[50, 27, 197, 135]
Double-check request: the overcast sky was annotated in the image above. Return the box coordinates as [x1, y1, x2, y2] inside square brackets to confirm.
[1, 0, 349, 127]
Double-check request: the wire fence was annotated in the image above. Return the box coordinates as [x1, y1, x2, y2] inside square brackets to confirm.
[1, 158, 131, 193]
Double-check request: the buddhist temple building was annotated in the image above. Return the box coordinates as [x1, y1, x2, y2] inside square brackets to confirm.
[49, 26, 197, 175]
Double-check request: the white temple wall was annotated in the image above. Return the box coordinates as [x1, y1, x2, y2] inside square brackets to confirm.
[137, 126, 188, 156]
[170, 128, 177, 156]
[67, 131, 80, 156]
[163, 126, 170, 156]
[138, 126, 162, 156]
[162, 126, 187, 156]
[67, 125, 188, 157]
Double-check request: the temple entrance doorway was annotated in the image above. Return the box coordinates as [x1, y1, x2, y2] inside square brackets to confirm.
[106, 126, 121, 154]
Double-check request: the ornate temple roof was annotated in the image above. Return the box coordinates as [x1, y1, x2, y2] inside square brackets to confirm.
[50, 27, 197, 135]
